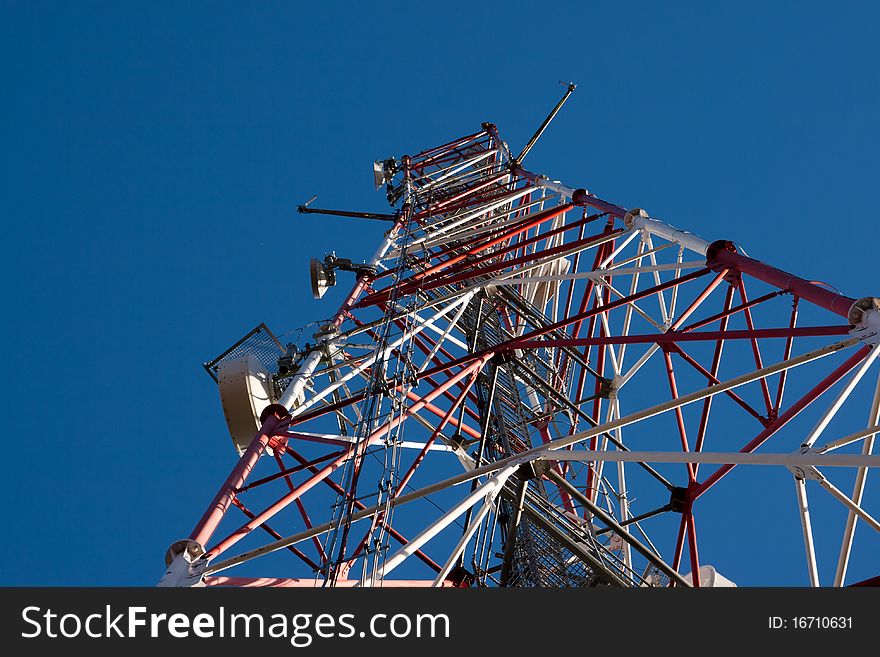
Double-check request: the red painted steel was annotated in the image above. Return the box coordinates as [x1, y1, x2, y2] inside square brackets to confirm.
[179, 123, 876, 589]
[693, 345, 873, 499]
[707, 241, 856, 319]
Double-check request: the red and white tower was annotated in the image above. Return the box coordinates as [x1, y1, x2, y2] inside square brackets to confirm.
[160, 102, 880, 588]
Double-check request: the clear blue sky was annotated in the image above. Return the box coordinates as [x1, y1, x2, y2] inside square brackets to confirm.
[2, 2, 878, 585]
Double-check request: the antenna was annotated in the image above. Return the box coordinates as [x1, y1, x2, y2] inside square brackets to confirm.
[298, 201, 396, 223]
[164, 114, 877, 592]
[309, 257, 334, 299]
[309, 254, 377, 299]
[515, 80, 577, 165]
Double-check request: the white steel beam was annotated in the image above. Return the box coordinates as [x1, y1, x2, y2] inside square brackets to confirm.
[410, 186, 536, 246]
[595, 293, 621, 376]
[360, 466, 517, 585]
[598, 278, 666, 332]
[431, 494, 497, 587]
[802, 346, 879, 449]
[288, 430, 456, 452]
[644, 235, 670, 326]
[396, 303, 469, 351]
[818, 424, 880, 454]
[480, 261, 704, 289]
[534, 337, 858, 459]
[598, 229, 640, 269]
[616, 239, 645, 372]
[278, 219, 402, 409]
[668, 247, 685, 319]
[548, 450, 880, 468]
[417, 290, 475, 372]
[291, 292, 472, 416]
[834, 370, 880, 586]
[794, 477, 820, 587]
[418, 149, 499, 189]
[818, 477, 880, 534]
[414, 195, 552, 252]
[205, 337, 859, 575]
[627, 211, 711, 257]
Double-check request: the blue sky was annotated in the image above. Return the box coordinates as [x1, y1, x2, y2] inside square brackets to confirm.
[2, 2, 878, 585]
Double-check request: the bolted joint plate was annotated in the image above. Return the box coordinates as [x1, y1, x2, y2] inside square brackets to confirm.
[787, 463, 825, 481]
[788, 448, 826, 482]
[517, 459, 553, 481]
[598, 377, 616, 399]
[158, 539, 208, 587]
[669, 486, 690, 513]
[623, 207, 649, 230]
[848, 297, 880, 346]
[314, 323, 340, 343]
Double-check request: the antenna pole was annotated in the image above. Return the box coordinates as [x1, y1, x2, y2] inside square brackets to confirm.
[515, 81, 576, 165]
[297, 205, 397, 222]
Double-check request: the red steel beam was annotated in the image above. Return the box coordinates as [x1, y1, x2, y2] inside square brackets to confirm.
[395, 362, 484, 494]
[671, 514, 688, 577]
[423, 174, 518, 213]
[707, 241, 856, 318]
[680, 289, 786, 333]
[410, 129, 488, 164]
[237, 450, 345, 493]
[848, 575, 880, 587]
[687, 511, 701, 587]
[272, 453, 328, 564]
[282, 447, 443, 574]
[413, 268, 715, 382]
[693, 345, 872, 499]
[206, 360, 488, 558]
[507, 325, 851, 350]
[189, 411, 288, 549]
[358, 227, 623, 309]
[204, 576, 456, 588]
[663, 349, 696, 483]
[694, 285, 736, 464]
[230, 499, 319, 572]
[512, 165, 629, 217]
[347, 361, 488, 567]
[774, 297, 800, 413]
[668, 342, 767, 425]
[427, 204, 598, 268]
[736, 279, 774, 415]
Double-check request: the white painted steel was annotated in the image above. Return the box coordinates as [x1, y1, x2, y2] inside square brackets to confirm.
[417, 290, 476, 373]
[360, 466, 517, 585]
[204, 338, 857, 576]
[818, 477, 880, 534]
[818, 424, 880, 453]
[289, 430, 455, 452]
[431, 494, 497, 587]
[643, 235, 669, 326]
[801, 346, 879, 449]
[409, 186, 536, 246]
[278, 221, 402, 410]
[795, 477, 820, 587]
[548, 450, 880, 468]
[397, 303, 469, 351]
[834, 371, 880, 585]
[217, 354, 276, 455]
[598, 229, 640, 269]
[627, 211, 711, 257]
[290, 293, 472, 416]
[615, 268, 725, 390]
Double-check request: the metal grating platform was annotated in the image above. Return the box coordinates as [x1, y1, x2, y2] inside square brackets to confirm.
[203, 322, 285, 384]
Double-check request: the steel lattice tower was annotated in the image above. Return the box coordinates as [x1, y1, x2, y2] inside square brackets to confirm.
[160, 111, 880, 588]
